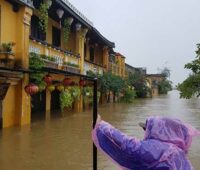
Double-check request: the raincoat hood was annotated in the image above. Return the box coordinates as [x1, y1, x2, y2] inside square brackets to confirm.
[145, 116, 200, 151]
[92, 116, 200, 170]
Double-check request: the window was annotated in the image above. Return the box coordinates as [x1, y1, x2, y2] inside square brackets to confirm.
[89, 47, 94, 62]
[30, 15, 46, 41]
[52, 26, 61, 47]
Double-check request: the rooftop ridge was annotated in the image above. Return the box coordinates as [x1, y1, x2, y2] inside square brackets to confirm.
[61, 0, 94, 26]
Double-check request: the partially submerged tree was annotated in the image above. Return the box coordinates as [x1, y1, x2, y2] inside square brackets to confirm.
[127, 72, 150, 98]
[177, 44, 200, 98]
[158, 79, 173, 94]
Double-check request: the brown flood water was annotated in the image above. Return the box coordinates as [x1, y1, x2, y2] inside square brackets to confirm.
[0, 90, 200, 170]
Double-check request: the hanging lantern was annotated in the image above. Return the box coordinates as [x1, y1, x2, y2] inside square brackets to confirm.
[47, 85, 55, 92]
[75, 23, 82, 31]
[70, 81, 76, 86]
[43, 75, 53, 85]
[79, 79, 85, 87]
[25, 83, 39, 96]
[56, 9, 64, 27]
[56, 85, 64, 92]
[63, 78, 72, 86]
[44, 0, 52, 8]
[66, 17, 74, 25]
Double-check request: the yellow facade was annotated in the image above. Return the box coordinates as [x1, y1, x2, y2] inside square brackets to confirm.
[146, 74, 165, 97]
[0, 1, 33, 128]
[0, 0, 116, 128]
[109, 53, 126, 77]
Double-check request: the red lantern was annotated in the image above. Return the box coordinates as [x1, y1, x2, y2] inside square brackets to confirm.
[79, 79, 85, 87]
[43, 75, 53, 85]
[63, 78, 72, 86]
[70, 81, 76, 86]
[25, 83, 39, 95]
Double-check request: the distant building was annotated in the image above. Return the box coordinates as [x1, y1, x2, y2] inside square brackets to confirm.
[125, 64, 146, 77]
[146, 74, 165, 97]
[108, 51, 126, 77]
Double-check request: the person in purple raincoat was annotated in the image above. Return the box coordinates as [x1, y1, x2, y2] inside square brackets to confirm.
[92, 116, 200, 170]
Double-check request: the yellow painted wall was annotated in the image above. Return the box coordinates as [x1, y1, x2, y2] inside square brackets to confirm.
[2, 86, 18, 127]
[0, 1, 17, 47]
[0, 1, 32, 128]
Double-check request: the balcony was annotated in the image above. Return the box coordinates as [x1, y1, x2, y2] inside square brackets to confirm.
[84, 60, 104, 75]
[29, 37, 80, 73]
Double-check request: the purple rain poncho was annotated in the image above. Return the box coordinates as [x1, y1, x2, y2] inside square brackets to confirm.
[92, 116, 200, 170]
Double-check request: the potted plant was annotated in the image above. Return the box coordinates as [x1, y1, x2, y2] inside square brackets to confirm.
[41, 54, 58, 69]
[0, 42, 15, 68]
[63, 61, 80, 73]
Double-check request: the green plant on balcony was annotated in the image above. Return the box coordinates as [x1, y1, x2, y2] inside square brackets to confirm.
[63, 61, 79, 68]
[41, 54, 56, 62]
[0, 42, 15, 68]
[29, 52, 45, 85]
[38, 1, 51, 33]
[63, 19, 71, 44]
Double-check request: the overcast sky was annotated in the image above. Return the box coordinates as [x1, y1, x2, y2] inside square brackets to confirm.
[69, 0, 200, 85]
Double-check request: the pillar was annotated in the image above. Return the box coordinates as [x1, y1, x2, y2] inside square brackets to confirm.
[15, 7, 32, 126]
[75, 25, 88, 113]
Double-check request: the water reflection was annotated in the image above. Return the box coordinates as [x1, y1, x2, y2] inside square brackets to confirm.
[0, 90, 199, 170]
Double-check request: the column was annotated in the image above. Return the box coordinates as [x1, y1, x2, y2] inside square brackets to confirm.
[75, 25, 88, 113]
[15, 6, 32, 126]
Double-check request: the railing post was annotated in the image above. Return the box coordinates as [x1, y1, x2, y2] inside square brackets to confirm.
[93, 77, 98, 170]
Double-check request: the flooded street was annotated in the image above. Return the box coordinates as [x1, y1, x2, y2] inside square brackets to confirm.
[0, 90, 200, 170]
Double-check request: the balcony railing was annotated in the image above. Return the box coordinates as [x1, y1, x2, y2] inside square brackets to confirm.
[29, 37, 80, 73]
[84, 60, 104, 75]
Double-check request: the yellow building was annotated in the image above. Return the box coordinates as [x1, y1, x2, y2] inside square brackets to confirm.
[146, 74, 165, 97]
[108, 52, 125, 77]
[0, 0, 116, 128]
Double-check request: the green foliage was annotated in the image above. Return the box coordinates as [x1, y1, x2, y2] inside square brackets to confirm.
[98, 72, 124, 95]
[64, 61, 79, 68]
[60, 90, 74, 112]
[0, 42, 15, 53]
[83, 86, 93, 104]
[127, 72, 150, 98]
[38, 81, 46, 92]
[158, 79, 172, 94]
[41, 54, 56, 62]
[63, 19, 71, 44]
[177, 74, 200, 99]
[69, 86, 81, 100]
[86, 70, 98, 77]
[178, 44, 200, 98]
[38, 2, 49, 33]
[120, 88, 136, 103]
[29, 52, 45, 84]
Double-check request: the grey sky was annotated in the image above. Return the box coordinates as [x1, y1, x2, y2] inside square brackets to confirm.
[69, 0, 200, 85]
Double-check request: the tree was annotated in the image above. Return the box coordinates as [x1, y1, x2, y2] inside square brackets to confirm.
[177, 44, 200, 98]
[127, 72, 150, 98]
[158, 79, 173, 94]
[98, 72, 125, 102]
